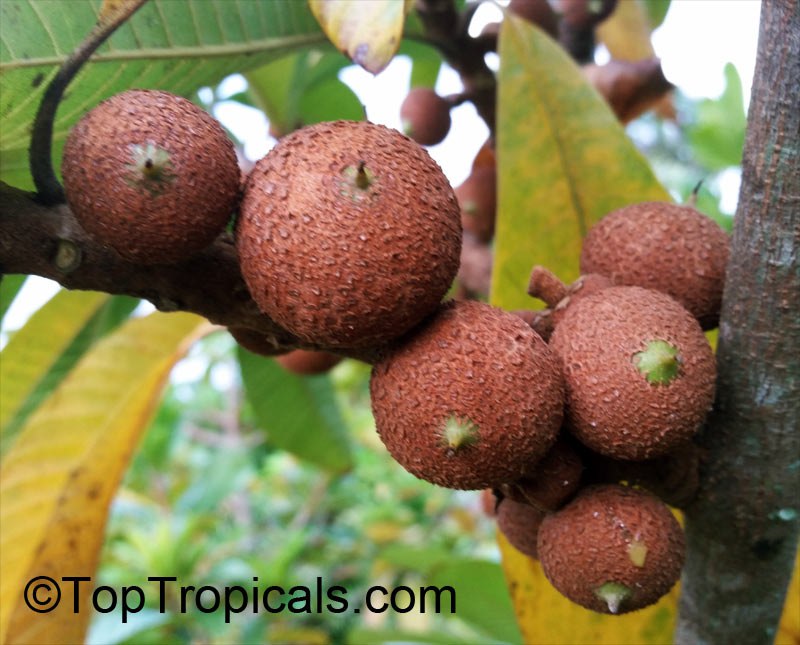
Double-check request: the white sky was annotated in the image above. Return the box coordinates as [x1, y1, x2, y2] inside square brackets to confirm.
[2, 1, 762, 339]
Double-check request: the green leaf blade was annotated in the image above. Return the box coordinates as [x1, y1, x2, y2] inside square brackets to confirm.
[238, 348, 353, 473]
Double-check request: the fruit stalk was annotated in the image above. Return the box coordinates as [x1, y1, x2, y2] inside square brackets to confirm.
[675, 1, 800, 643]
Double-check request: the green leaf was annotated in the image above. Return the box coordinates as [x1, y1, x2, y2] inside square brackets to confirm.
[687, 63, 746, 170]
[428, 560, 521, 644]
[0, 312, 206, 644]
[643, 0, 671, 28]
[0, 274, 26, 323]
[238, 347, 353, 473]
[247, 49, 362, 134]
[308, 0, 412, 74]
[0, 289, 108, 441]
[346, 628, 487, 645]
[492, 14, 669, 311]
[402, 40, 442, 89]
[0, 0, 327, 188]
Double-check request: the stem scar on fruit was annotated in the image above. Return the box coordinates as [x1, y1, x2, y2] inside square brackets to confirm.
[633, 339, 682, 385]
[439, 414, 479, 453]
[126, 141, 174, 193]
[340, 161, 377, 201]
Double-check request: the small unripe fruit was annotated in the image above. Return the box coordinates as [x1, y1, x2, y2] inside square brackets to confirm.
[229, 326, 290, 357]
[400, 88, 452, 146]
[370, 300, 564, 490]
[62, 90, 240, 264]
[537, 484, 685, 614]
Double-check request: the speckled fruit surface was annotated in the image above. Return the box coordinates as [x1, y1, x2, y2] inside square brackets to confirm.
[237, 120, 462, 350]
[549, 286, 716, 460]
[537, 484, 685, 614]
[370, 300, 564, 490]
[580, 201, 730, 329]
[497, 496, 547, 559]
[63, 89, 240, 264]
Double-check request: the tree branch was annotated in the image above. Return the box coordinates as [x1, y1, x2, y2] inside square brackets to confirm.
[675, 1, 800, 643]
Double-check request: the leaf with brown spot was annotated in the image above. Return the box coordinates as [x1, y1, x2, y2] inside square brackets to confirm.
[0, 312, 207, 644]
[308, 0, 413, 74]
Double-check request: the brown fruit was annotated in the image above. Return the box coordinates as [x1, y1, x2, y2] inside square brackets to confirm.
[549, 286, 716, 460]
[499, 439, 583, 511]
[370, 300, 564, 490]
[556, 0, 617, 28]
[580, 201, 730, 329]
[400, 88, 452, 146]
[229, 326, 291, 357]
[537, 484, 685, 614]
[497, 497, 547, 559]
[456, 166, 497, 243]
[236, 120, 462, 350]
[276, 349, 342, 375]
[62, 90, 240, 264]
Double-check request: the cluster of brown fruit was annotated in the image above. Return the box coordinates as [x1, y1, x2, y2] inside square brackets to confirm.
[61, 89, 729, 616]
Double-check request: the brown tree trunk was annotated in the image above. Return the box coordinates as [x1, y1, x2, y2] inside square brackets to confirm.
[676, 1, 800, 643]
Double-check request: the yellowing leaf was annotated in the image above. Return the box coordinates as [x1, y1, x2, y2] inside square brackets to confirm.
[0, 312, 207, 644]
[308, 0, 412, 74]
[98, 0, 148, 28]
[776, 548, 800, 645]
[492, 15, 668, 310]
[597, 0, 656, 62]
[498, 531, 678, 644]
[1, 290, 108, 438]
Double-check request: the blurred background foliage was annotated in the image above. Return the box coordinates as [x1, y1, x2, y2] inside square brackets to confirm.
[0, 0, 758, 643]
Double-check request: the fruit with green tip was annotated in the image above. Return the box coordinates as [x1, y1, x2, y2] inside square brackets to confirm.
[370, 300, 564, 490]
[549, 286, 716, 460]
[537, 484, 685, 614]
[62, 89, 240, 264]
[456, 166, 497, 243]
[399, 87, 452, 146]
[236, 120, 462, 350]
[580, 201, 730, 329]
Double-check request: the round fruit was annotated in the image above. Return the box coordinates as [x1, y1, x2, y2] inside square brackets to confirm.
[580, 201, 730, 329]
[497, 496, 547, 559]
[399, 88, 452, 146]
[62, 89, 240, 264]
[549, 286, 716, 460]
[236, 120, 462, 350]
[229, 326, 291, 357]
[499, 439, 583, 511]
[537, 484, 685, 614]
[456, 166, 497, 243]
[370, 300, 564, 490]
[276, 349, 342, 375]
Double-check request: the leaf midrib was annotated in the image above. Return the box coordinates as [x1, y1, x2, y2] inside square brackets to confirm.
[0, 32, 327, 71]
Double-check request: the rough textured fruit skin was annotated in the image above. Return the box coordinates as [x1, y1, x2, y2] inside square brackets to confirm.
[276, 349, 342, 375]
[537, 484, 685, 614]
[549, 286, 716, 460]
[499, 439, 583, 511]
[237, 120, 462, 349]
[580, 202, 730, 329]
[497, 497, 547, 559]
[400, 88, 452, 146]
[63, 90, 240, 264]
[550, 273, 613, 331]
[370, 300, 564, 490]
